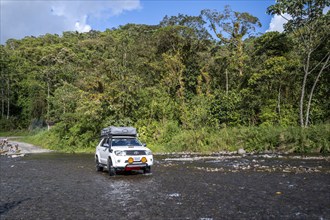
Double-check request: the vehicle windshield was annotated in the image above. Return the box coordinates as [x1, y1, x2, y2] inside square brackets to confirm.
[111, 138, 142, 147]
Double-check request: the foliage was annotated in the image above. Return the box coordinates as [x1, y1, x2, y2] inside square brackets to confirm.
[14, 123, 330, 154]
[267, 0, 330, 127]
[1, 3, 329, 153]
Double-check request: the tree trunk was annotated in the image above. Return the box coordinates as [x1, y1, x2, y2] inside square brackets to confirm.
[1, 76, 4, 118]
[299, 71, 308, 127]
[47, 81, 50, 119]
[277, 85, 281, 117]
[225, 69, 229, 95]
[304, 54, 330, 127]
[237, 37, 244, 76]
[299, 51, 312, 127]
[6, 78, 10, 119]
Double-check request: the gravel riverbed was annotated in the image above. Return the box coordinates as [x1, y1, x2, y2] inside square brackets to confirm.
[1, 151, 330, 219]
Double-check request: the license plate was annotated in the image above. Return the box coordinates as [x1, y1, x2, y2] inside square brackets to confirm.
[134, 157, 140, 161]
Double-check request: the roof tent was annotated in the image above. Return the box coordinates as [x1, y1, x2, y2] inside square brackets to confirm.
[101, 126, 137, 137]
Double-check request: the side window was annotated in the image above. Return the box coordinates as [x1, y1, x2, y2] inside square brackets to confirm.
[101, 138, 109, 147]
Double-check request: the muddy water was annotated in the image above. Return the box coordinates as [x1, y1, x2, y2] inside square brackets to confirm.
[1, 153, 329, 219]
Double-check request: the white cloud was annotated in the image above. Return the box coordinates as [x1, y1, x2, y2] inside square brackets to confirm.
[267, 8, 329, 33]
[75, 17, 92, 33]
[0, 0, 141, 44]
[267, 13, 291, 33]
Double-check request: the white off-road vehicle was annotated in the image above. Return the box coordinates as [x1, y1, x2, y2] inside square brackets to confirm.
[95, 126, 153, 176]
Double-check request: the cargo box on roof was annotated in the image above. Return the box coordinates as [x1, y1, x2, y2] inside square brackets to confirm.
[101, 126, 137, 137]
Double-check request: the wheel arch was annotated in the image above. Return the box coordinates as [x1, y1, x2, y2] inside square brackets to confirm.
[95, 153, 101, 162]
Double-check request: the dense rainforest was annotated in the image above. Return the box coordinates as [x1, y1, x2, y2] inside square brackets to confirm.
[1, 1, 329, 153]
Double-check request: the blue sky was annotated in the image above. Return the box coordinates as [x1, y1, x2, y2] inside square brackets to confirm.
[1, 0, 283, 44]
[89, 1, 273, 32]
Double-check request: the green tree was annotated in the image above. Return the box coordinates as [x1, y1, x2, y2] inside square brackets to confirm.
[211, 91, 242, 126]
[246, 32, 300, 126]
[0, 46, 9, 119]
[160, 13, 211, 40]
[202, 6, 261, 77]
[267, 0, 330, 127]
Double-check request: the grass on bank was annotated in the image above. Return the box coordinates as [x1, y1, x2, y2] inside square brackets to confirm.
[20, 130, 96, 153]
[150, 124, 330, 154]
[1, 124, 329, 154]
[0, 130, 32, 138]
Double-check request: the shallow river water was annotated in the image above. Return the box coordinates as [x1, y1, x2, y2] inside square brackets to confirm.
[1, 153, 329, 219]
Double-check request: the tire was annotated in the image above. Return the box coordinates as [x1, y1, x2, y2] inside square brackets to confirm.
[144, 166, 151, 174]
[108, 158, 116, 176]
[95, 156, 103, 172]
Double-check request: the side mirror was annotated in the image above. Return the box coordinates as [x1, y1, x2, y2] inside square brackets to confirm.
[103, 143, 109, 147]
[143, 143, 147, 147]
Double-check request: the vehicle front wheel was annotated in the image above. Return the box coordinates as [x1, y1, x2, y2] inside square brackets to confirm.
[108, 158, 116, 176]
[95, 156, 103, 172]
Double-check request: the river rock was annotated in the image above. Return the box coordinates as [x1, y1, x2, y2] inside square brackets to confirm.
[238, 148, 246, 155]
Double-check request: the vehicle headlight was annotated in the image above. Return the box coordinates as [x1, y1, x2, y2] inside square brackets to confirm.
[128, 157, 134, 164]
[141, 157, 147, 163]
[146, 150, 152, 155]
[115, 150, 126, 156]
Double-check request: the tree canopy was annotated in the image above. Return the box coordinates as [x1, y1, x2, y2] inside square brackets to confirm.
[1, 3, 329, 151]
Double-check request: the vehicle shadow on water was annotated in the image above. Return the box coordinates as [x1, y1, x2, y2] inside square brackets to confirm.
[114, 170, 153, 176]
[99, 171, 154, 181]
[0, 198, 31, 215]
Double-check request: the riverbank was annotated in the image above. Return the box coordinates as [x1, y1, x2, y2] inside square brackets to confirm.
[1, 123, 329, 154]
[0, 137, 53, 155]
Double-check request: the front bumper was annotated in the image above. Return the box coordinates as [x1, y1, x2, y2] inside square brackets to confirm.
[123, 163, 148, 171]
[112, 155, 153, 169]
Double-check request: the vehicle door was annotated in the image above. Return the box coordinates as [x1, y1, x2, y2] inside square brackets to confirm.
[99, 138, 110, 164]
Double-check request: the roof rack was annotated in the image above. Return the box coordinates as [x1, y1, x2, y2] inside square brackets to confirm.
[101, 126, 137, 138]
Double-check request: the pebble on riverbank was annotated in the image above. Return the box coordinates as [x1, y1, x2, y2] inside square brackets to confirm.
[0, 138, 25, 157]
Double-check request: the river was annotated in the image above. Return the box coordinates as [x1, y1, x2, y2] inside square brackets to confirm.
[1, 153, 330, 219]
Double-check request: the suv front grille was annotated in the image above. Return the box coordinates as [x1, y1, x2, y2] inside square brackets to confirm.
[126, 150, 146, 156]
